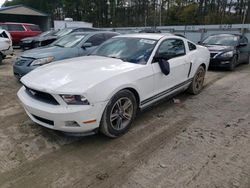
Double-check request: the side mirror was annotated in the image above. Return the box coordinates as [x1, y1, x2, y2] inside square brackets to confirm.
[197, 41, 202, 45]
[238, 42, 247, 47]
[82, 42, 92, 49]
[154, 55, 170, 76]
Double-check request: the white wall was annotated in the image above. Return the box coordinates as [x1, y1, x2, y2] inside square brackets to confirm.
[54, 20, 93, 30]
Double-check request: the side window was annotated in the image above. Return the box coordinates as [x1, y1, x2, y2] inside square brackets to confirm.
[240, 36, 248, 44]
[0, 24, 8, 30]
[0, 32, 9, 39]
[188, 42, 197, 51]
[25, 25, 41, 31]
[86, 34, 106, 46]
[8, 25, 25, 31]
[157, 39, 186, 60]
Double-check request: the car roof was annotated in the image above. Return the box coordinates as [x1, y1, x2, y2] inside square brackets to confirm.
[114, 33, 176, 40]
[209, 33, 242, 37]
[70, 31, 119, 36]
[0, 22, 36, 26]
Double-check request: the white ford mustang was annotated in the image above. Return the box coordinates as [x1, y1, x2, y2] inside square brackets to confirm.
[18, 33, 210, 138]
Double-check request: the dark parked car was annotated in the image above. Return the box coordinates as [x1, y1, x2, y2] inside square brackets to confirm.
[13, 31, 119, 79]
[20, 30, 59, 50]
[200, 34, 250, 70]
[20, 27, 102, 50]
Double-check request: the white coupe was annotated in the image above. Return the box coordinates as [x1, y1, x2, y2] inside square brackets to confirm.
[18, 33, 210, 138]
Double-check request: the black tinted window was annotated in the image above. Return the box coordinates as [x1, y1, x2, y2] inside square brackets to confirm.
[158, 39, 186, 60]
[8, 25, 25, 31]
[86, 34, 106, 46]
[188, 42, 197, 51]
[240, 36, 248, 44]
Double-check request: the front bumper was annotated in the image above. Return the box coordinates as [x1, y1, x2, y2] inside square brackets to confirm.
[17, 87, 107, 133]
[13, 64, 36, 79]
[209, 57, 233, 68]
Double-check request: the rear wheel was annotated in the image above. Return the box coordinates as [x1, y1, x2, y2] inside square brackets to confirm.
[100, 90, 137, 138]
[244, 54, 250, 65]
[188, 66, 206, 95]
[0, 54, 3, 65]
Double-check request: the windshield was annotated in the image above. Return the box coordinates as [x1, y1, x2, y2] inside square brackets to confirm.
[91, 37, 157, 64]
[202, 35, 238, 46]
[40, 30, 53, 37]
[55, 28, 73, 37]
[51, 34, 85, 48]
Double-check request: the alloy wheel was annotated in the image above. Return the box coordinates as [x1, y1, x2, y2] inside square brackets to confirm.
[110, 97, 134, 131]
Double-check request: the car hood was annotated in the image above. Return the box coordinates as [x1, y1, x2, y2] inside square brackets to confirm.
[21, 56, 142, 94]
[21, 46, 67, 59]
[204, 45, 235, 52]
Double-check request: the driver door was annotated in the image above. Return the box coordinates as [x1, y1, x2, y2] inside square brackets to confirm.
[152, 39, 191, 97]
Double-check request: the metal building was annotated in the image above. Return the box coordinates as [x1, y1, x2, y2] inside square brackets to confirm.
[0, 5, 51, 31]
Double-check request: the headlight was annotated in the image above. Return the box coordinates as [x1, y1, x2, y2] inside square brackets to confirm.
[219, 51, 234, 58]
[61, 95, 90, 105]
[30, 57, 54, 66]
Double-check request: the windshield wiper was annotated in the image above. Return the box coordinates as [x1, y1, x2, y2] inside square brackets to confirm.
[54, 44, 64, 48]
[108, 56, 126, 62]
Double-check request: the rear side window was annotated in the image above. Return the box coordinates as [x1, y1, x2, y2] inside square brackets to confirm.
[8, 24, 25, 31]
[25, 25, 41, 31]
[86, 34, 106, 46]
[188, 42, 197, 51]
[157, 39, 186, 60]
[0, 31, 9, 39]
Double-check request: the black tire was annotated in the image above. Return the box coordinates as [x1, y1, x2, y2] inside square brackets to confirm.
[0, 54, 2, 65]
[227, 56, 237, 71]
[243, 54, 250, 65]
[188, 65, 206, 95]
[100, 90, 137, 138]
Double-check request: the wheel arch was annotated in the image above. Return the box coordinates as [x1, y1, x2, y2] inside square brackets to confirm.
[200, 63, 206, 70]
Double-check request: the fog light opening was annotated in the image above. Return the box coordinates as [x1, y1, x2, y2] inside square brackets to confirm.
[65, 121, 80, 127]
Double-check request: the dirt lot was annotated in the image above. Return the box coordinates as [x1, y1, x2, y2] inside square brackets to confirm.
[0, 52, 250, 188]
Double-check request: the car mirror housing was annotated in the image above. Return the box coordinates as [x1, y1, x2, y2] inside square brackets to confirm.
[82, 42, 92, 49]
[154, 55, 170, 76]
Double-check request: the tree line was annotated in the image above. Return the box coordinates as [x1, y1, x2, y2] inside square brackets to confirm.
[3, 0, 250, 27]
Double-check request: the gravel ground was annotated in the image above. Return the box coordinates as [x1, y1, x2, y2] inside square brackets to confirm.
[0, 52, 250, 188]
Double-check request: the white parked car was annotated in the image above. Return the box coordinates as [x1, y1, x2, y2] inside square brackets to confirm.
[18, 33, 210, 138]
[0, 29, 13, 64]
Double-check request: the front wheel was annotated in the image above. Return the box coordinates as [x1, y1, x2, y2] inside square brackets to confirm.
[0, 55, 2, 65]
[227, 56, 237, 71]
[188, 65, 206, 95]
[100, 90, 137, 138]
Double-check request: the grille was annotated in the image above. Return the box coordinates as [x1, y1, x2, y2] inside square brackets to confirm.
[32, 114, 54, 126]
[15, 58, 33, 66]
[25, 86, 59, 105]
[210, 53, 218, 58]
